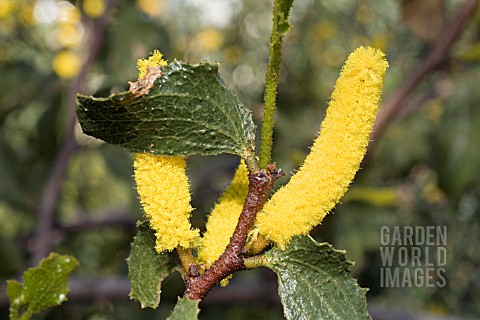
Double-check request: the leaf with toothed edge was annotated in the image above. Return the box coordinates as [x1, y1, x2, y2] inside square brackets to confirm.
[264, 236, 371, 320]
[127, 220, 179, 309]
[166, 296, 200, 320]
[6, 253, 79, 319]
[76, 60, 256, 158]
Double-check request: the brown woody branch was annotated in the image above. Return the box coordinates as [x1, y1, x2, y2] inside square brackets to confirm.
[368, 0, 479, 154]
[186, 165, 284, 300]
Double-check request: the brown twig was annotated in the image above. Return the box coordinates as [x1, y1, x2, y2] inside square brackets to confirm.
[30, 1, 115, 265]
[186, 166, 284, 300]
[368, 0, 479, 154]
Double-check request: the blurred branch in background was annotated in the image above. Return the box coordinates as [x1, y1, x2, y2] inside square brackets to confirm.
[30, 0, 116, 265]
[0, 278, 476, 320]
[368, 0, 479, 154]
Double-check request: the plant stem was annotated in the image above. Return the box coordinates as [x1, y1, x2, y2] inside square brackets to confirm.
[176, 247, 198, 277]
[244, 255, 269, 269]
[245, 233, 270, 255]
[244, 148, 261, 174]
[186, 166, 284, 300]
[259, 0, 293, 169]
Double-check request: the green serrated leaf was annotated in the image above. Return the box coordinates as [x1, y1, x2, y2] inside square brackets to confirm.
[166, 296, 200, 320]
[127, 220, 178, 309]
[76, 61, 256, 159]
[6, 280, 23, 319]
[265, 236, 371, 320]
[6, 253, 79, 320]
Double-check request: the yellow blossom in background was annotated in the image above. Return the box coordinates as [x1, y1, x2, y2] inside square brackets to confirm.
[136, 0, 164, 17]
[342, 187, 398, 207]
[355, 3, 375, 25]
[195, 28, 224, 52]
[53, 50, 81, 79]
[198, 161, 249, 267]
[310, 20, 338, 42]
[224, 45, 242, 64]
[133, 154, 199, 252]
[323, 44, 346, 67]
[0, 0, 15, 19]
[370, 32, 389, 53]
[56, 22, 84, 48]
[83, 0, 105, 18]
[57, 2, 81, 24]
[427, 101, 443, 124]
[19, 2, 35, 26]
[256, 46, 388, 249]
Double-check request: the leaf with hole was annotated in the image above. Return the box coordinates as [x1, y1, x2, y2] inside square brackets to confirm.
[76, 61, 256, 159]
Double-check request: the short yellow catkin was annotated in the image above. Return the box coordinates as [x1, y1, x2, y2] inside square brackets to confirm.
[132, 50, 198, 252]
[136, 49, 167, 78]
[256, 46, 388, 249]
[133, 154, 199, 252]
[198, 161, 249, 267]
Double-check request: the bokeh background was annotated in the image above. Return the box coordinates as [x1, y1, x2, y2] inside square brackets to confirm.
[1, 0, 479, 319]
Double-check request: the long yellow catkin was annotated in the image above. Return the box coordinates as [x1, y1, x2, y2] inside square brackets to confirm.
[256, 46, 388, 249]
[132, 51, 199, 252]
[198, 161, 249, 267]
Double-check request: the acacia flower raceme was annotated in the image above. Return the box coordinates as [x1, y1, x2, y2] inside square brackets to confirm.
[134, 154, 199, 252]
[198, 161, 249, 267]
[133, 51, 199, 252]
[256, 46, 388, 249]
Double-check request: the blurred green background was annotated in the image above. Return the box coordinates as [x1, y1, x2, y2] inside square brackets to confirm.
[1, 0, 479, 319]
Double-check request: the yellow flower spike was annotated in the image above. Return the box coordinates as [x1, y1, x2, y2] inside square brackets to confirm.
[132, 50, 198, 252]
[133, 154, 199, 252]
[256, 46, 388, 249]
[198, 161, 249, 267]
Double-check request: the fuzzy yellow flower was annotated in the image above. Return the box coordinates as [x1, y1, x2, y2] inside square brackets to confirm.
[198, 161, 249, 267]
[256, 46, 388, 249]
[132, 50, 198, 252]
[196, 28, 224, 52]
[136, 49, 167, 79]
[133, 154, 199, 252]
